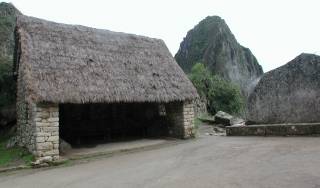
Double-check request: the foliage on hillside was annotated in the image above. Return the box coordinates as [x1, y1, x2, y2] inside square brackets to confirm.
[189, 63, 244, 115]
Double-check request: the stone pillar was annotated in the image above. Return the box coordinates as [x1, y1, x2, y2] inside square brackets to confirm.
[17, 101, 37, 155]
[183, 101, 196, 138]
[16, 68, 37, 154]
[165, 101, 195, 139]
[34, 103, 59, 161]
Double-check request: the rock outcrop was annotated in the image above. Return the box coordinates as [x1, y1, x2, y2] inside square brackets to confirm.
[175, 16, 263, 97]
[0, 2, 21, 60]
[0, 3, 21, 129]
[247, 53, 320, 124]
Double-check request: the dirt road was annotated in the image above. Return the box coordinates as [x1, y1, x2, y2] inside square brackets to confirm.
[1, 135, 320, 188]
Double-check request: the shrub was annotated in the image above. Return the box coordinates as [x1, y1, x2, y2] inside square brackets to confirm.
[189, 63, 244, 115]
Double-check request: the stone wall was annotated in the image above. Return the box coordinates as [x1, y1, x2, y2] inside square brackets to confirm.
[16, 64, 37, 155]
[17, 100, 59, 160]
[16, 99, 193, 160]
[166, 101, 195, 138]
[16, 100, 36, 154]
[34, 103, 59, 160]
[226, 123, 320, 136]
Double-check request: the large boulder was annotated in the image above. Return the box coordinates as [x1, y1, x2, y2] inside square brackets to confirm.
[175, 16, 263, 97]
[214, 111, 245, 127]
[214, 111, 233, 126]
[247, 53, 320, 124]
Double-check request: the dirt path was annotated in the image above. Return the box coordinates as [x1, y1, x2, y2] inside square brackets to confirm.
[1, 133, 320, 187]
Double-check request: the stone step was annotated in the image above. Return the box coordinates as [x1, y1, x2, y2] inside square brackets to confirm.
[226, 123, 320, 136]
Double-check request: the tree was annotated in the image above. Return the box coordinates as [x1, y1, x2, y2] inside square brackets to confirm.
[189, 63, 244, 115]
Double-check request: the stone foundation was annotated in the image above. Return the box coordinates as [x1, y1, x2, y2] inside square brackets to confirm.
[166, 101, 196, 138]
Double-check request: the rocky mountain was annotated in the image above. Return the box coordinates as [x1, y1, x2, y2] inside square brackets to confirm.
[0, 2, 21, 60]
[0, 2, 21, 127]
[247, 53, 320, 124]
[175, 16, 263, 97]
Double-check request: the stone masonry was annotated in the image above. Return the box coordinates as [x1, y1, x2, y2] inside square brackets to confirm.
[17, 100, 194, 160]
[17, 102, 59, 161]
[34, 103, 59, 160]
[166, 101, 196, 138]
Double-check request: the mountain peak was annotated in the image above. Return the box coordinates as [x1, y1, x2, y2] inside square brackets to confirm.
[175, 16, 263, 97]
[0, 2, 21, 16]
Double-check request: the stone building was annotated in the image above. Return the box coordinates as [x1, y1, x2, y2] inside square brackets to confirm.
[14, 16, 198, 161]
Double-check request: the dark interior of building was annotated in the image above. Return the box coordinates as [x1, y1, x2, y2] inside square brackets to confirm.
[59, 103, 169, 147]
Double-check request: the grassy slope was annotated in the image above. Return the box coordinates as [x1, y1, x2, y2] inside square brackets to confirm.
[0, 135, 33, 167]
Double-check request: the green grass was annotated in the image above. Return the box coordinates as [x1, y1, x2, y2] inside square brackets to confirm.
[0, 135, 34, 167]
[194, 118, 202, 130]
[198, 113, 215, 121]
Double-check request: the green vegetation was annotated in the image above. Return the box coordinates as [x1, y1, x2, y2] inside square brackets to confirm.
[0, 3, 19, 109]
[0, 56, 15, 108]
[189, 63, 244, 115]
[0, 135, 33, 167]
[194, 117, 201, 130]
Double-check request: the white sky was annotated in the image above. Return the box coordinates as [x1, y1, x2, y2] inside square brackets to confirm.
[4, 0, 320, 72]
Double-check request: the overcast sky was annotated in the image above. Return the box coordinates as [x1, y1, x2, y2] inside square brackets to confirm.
[5, 0, 320, 72]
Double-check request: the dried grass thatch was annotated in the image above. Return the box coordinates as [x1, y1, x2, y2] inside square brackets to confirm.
[14, 16, 198, 104]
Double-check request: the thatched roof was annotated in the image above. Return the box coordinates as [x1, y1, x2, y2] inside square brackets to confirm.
[14, 15, 198, 104]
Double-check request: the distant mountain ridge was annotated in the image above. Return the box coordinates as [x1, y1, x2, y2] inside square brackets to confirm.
[175, 16, 263, 97]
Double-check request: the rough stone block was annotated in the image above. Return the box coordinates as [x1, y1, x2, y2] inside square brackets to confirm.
[36, 112, 49, 119]
[46, 136, 59, 142]
[50, 112, 59, 117]
[51, 131, 59, 136]
[36, 132, 51, 137]
[42, 127, 59, 133]
[48, 117, 59, 122]
[36, 137, 45, 143]
[36, 122, 51, 127]
[37, 142, 53, 150]
[50, 122, 59, 127]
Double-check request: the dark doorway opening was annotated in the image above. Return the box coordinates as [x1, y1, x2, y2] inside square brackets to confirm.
[59, 103, 169, 147]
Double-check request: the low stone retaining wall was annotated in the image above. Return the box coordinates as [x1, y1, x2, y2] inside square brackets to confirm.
[226, 123, 320, 136]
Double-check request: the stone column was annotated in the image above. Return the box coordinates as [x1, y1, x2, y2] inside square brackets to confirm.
[182, 101, 196, 138]
[34, 103, 59, 161]
[165, 101, 195, 139]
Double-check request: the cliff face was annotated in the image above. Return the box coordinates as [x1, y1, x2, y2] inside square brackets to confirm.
[0, 3, 21, 127]
[0, 2, 21, 61]
[175, 16, 263, 97]
[247, 53, 320, 124]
